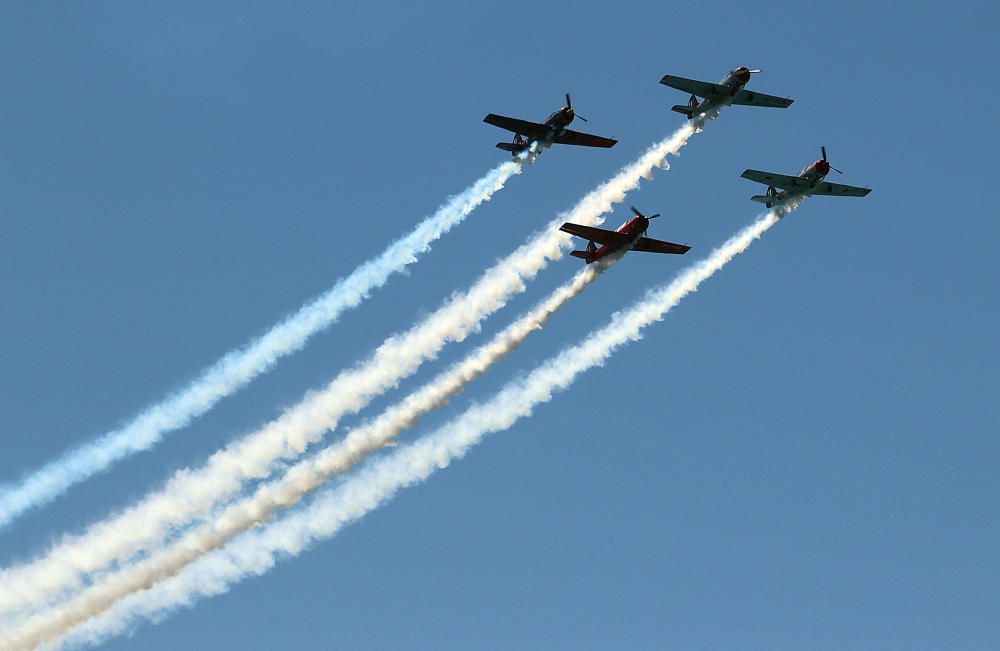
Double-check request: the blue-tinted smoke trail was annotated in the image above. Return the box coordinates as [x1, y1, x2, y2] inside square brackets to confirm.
[0, 160, 522, 529]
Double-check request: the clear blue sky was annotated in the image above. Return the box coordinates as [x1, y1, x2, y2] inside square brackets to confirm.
[2, 2, 997, 649]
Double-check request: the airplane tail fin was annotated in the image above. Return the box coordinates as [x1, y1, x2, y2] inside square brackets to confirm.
[497, 133, 531, 155]
[751, 185, 780, 208]
[671, 94, 699, 118]
[570, 240, 598, 263]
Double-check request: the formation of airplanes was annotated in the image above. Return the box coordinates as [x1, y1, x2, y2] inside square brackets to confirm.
[483, 66, 871, 264]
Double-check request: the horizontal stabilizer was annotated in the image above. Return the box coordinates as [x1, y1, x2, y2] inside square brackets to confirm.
[751, 194, 777, 205]
[570, 250, 595, 263]
[496, 142, 529, 153]
[671, 105, 695, 117]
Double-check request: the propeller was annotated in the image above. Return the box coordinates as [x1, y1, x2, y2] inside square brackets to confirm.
[747, 68, 763, 74]
[565, 93, 588, 122]
[631, 206, 661, 220]
[821, 146, 844, 174]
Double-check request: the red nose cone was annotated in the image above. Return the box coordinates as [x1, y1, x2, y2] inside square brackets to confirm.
[816, 160, 830, 175]
[735, 67, 751, 84]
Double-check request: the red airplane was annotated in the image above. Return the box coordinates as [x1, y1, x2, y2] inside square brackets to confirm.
[559, 207, 690, 264]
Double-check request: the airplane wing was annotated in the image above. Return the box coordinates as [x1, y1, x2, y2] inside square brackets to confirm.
[559, 223, 629, 247]
[741, 169, 811, 191]
[551, 129, 618, 148]
[809, 181, 872, 197]
[659, 74, 728, 98]
[731, 89, 794, 108]
[632, 236, 690, 255]
[483, 114, 550, 139]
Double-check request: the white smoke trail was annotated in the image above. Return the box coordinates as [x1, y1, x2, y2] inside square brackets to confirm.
[0, 125, 698, 621]
[0, 264, 610, 649]
[17, 206, 793, 651]
[0, 161, 523, 529]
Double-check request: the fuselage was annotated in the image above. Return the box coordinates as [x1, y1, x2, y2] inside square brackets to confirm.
[501, 105, 578, 155]
[534, 106, 575, 142]
[586, 215, 649, 262]
[798, 158, 830, 184]
[760, 158, 831, 207]
[778, 159, 831, 202]
[694, 66, 753, 113]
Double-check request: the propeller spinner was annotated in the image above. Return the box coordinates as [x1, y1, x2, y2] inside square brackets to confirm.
[631, 206, 661, 220]
[735, 67, 764, 83]
[821, 146, 844, 174]
[565, 93, 588, 122]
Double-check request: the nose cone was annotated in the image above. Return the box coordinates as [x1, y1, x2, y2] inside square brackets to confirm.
[734, 66, 751, 84]
[816, 159, 830, 175]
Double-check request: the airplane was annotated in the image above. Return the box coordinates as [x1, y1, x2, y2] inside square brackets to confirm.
[559, 206, 690, 264]
[659, 67, 794, 120]
[741, 147, 872, 208]
[483, 93, 618, 155]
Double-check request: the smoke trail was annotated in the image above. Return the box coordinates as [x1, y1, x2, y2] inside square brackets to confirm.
[0, 264, 611, 650]
[0, 161, 524, 529]
[7, 205, 794, 651]
[0, 125, 698, 620]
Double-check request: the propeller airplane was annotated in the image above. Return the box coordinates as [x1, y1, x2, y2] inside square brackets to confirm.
[560, 206, 690, 264]
[741, 146, 872, 208]
[660, 66, 794, 120]
[484, 93, 618, 155]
